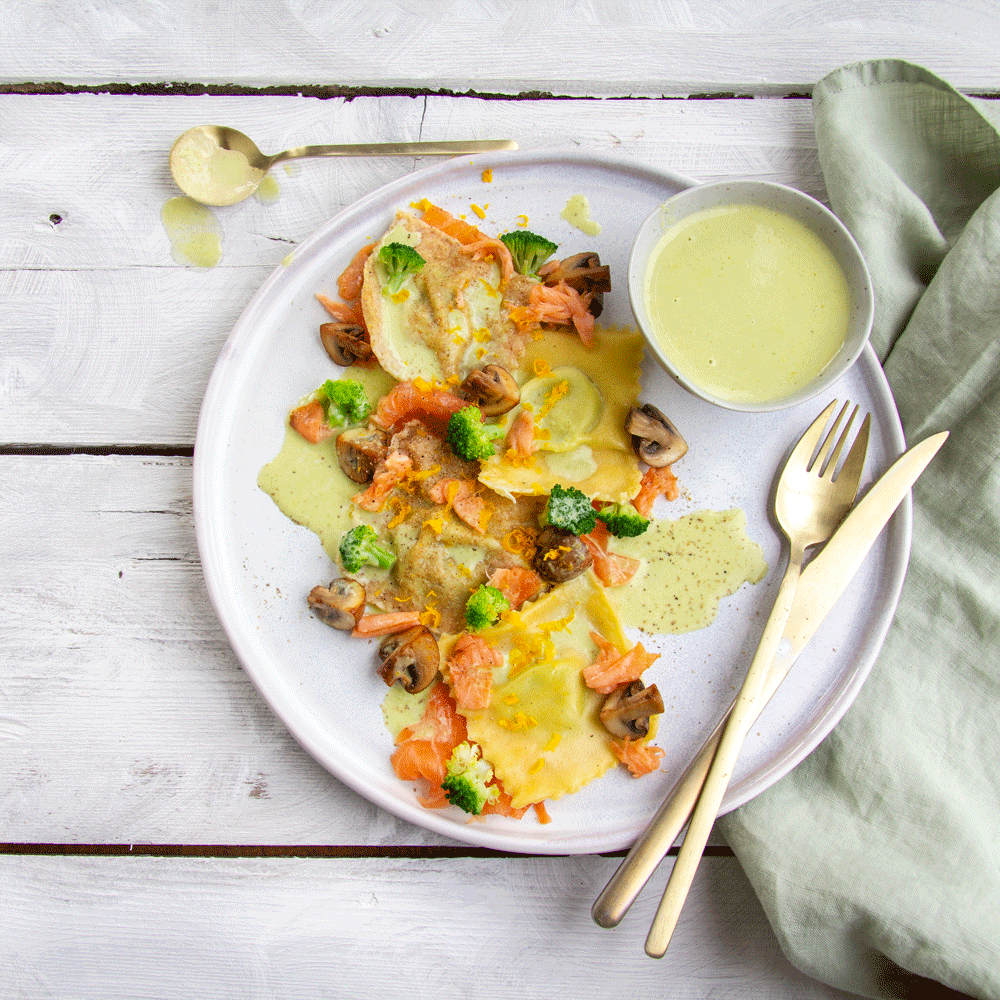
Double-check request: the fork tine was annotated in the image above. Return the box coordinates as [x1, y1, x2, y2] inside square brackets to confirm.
[834, 411, 870, 493]
[789, 399, 838, 468]
[812, 401, 852, 475]
[820, 403, 859, 478]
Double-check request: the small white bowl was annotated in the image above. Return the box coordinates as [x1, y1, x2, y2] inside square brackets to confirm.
[628, 180, 874, 412]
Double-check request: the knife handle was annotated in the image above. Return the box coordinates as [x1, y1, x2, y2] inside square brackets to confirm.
[593, 634, 801, 929]
[592, 723, 722, 928]
[645, 559, 803, 956]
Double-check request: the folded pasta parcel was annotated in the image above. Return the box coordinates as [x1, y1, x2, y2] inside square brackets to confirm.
[362, 206, 539, 383]
[440, 573, 661, 810]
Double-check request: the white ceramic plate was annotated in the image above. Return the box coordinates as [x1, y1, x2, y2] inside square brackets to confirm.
[193, 150, 908, 854]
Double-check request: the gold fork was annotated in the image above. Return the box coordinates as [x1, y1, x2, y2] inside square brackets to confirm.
[643, 399, 870, 957]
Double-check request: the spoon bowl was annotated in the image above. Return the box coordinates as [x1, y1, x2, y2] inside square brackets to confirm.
[169, 124, 518, 206]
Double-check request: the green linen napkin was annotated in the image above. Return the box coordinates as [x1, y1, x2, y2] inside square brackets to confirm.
[718, 61, 1000, 1000]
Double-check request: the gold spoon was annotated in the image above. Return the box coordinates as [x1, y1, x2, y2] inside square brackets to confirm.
[169, 124, 519, 206]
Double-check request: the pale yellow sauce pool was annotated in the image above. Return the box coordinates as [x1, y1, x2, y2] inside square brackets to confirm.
[256, 367, 396, 562]
[255, 173, 281, 203]
[644, 204, 850, 404]
[610, 509, 767, 634]
[561, 194, 602, 236]
[160, 197, 222, 267]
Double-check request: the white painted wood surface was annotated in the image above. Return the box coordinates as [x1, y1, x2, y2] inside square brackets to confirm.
[2, 1, 995, 96]
[2, 8, 993, 999]
[1, 854, 860, 1000]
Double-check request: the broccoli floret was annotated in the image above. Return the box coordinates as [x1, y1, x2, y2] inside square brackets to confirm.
[318, 378, 371, 427]
[446, 404, 505, 462]
[499, 230, 559, 278]
[441, 742, 500, 815]
[338, 524, 396, 573]
[596, 502, 650, 538]
[464, 584, 511, 631]
[378, 241, 425, 296]
[542, 483, 597, 536]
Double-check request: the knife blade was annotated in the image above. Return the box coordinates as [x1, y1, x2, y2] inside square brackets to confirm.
[592, 429, 949, 929]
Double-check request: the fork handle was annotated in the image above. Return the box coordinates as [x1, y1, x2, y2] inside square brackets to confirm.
[645, 553, 804, 957]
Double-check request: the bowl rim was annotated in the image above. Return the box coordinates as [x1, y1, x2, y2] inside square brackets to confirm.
[627, 178, 875, 413]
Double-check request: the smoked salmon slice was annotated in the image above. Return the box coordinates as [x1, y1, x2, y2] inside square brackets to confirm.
[632, 464, 679, 516]
[583, 632, 659, 695]
[446, 633, 501, 711]
[611, 738, 665, 777]
[373, 380, 468, 435]
[486, 566, 542, 609]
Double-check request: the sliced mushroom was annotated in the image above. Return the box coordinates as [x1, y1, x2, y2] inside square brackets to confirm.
[377, 625, 440, 694]
[336, 425, 389, 484]
[626, 403, 688, 467]
[600, 680, 664, 739]
[307, 578, 366, 631]
[532, 525, 593, 584]
[458, 364, 520, 416]
[320, 321, 375, 367]
[542, 251, 612, 317]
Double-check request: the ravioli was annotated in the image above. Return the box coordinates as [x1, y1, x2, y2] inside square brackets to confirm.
[478, 326, 645, 503]
[441, 572, 633, 809]
[361, 212, 536, 382]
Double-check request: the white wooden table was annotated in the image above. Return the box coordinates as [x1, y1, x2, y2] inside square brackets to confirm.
[2, 7, 993, 997]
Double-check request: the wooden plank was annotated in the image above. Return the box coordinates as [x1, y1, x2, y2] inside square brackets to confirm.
[1, 93, 825, 447]
[0, 854, 852, 998]
[0, 1, 994, 96]
[0, 453, 446, 846]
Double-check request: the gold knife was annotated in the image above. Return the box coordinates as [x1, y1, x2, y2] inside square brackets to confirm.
[592, 430, 949, 931]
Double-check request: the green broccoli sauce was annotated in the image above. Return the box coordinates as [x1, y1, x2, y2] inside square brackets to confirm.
[381, 683, 431, 739]
[256, 365, 395, 563]
[560, 194, 602, 236]
[256, 426, 359, 563]
[609, 509, 768, 634]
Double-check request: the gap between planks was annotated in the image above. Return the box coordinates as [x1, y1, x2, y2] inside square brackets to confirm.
[0, 81, 801, 101]
[0, 843, 734, 859]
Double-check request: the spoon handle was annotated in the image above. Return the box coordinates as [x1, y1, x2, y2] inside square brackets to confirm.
[270, 139, 518, 165]
[644, 555, 803, 958]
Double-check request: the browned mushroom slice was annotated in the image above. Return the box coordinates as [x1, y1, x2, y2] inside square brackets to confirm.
[336, 425, 389, 484]
[542, 252, 612, 317]
[307, 578, 367, 631]
[458, 364, 520, 417]
[599, 680, 664, 739]
[320, 321, 375, 367]
[377, 625, 440, 694]
[532, 525, 593, 584]
[626, 404, 688, 467]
